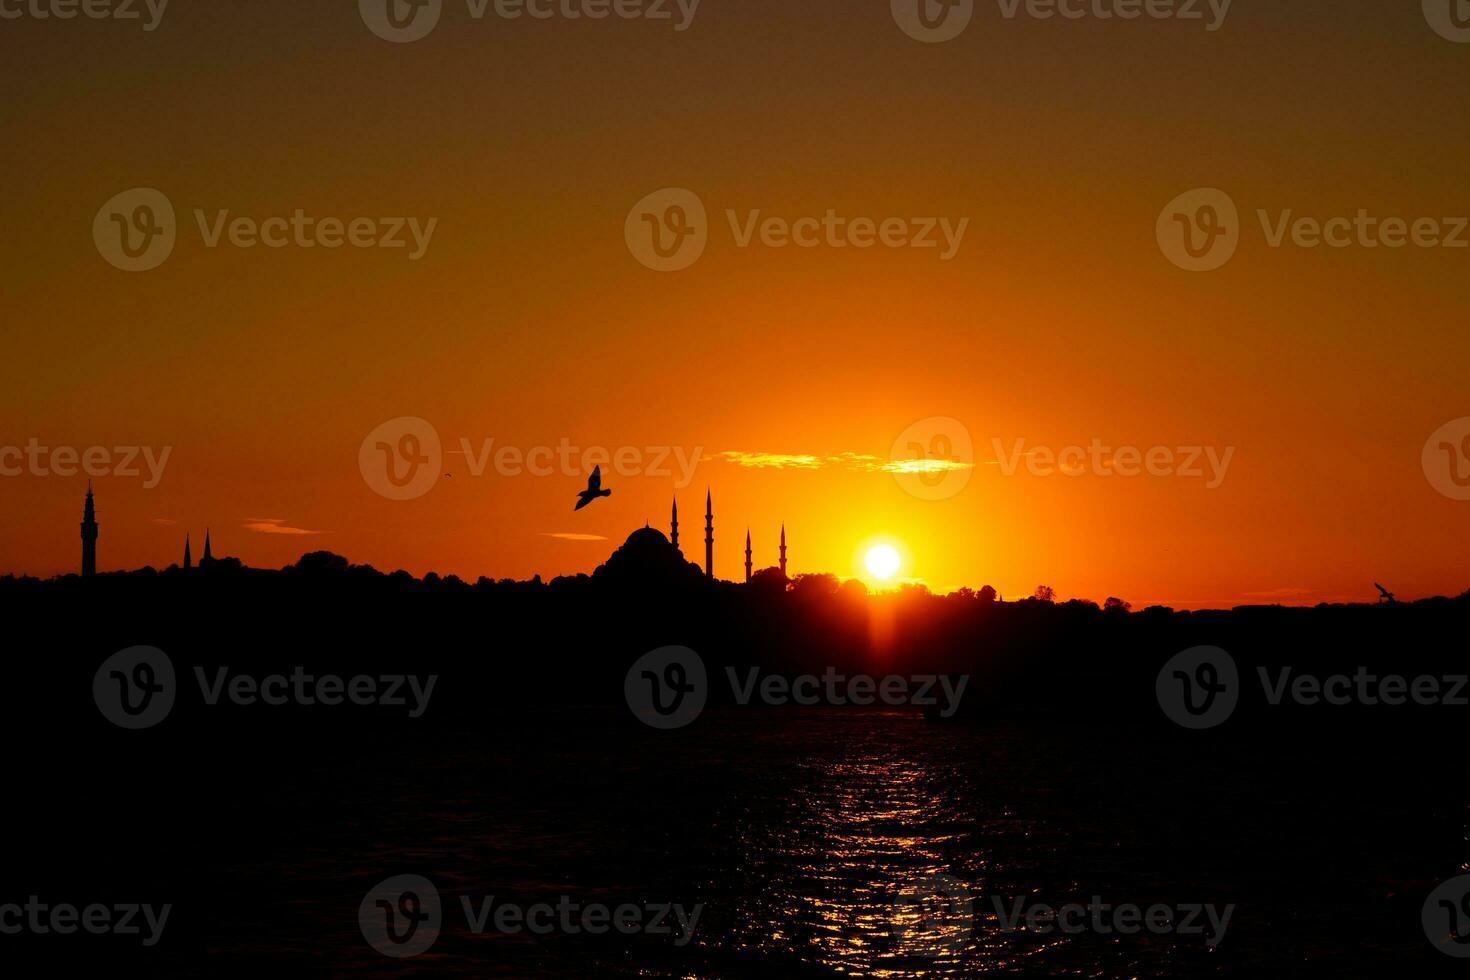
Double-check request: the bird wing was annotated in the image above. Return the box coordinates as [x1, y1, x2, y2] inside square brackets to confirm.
[587, 465, 602, 492]
[574, 494, 592, 511]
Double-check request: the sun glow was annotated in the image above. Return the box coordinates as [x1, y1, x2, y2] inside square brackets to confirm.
[864, 544, 901, 581]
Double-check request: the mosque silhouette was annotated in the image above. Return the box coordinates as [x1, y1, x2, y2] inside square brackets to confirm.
[593, 491, 789, 586]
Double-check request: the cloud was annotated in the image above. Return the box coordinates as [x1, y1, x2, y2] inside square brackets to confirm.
[716, 450, 973, 475]
[244, 518, 323, 536]
[714, 451, 824, 470]
[541, 532, 609, 541]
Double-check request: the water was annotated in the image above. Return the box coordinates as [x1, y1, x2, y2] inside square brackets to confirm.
[186, 707, 1459, 976]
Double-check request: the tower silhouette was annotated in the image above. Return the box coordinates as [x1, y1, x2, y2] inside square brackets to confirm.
[670, 496, 680, 553]
[780, 524, 787, 576]
[79, 482, 98, 577]
[744, 528, 753, 583]
[183, 534, 192, 570]
[704, 490, 713, 579]
[203, 529, 213, 564]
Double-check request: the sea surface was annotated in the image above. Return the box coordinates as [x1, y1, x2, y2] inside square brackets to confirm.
[171, 707, 1465, 977]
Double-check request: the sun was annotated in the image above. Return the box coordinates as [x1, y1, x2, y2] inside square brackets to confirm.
[865, 544, 901, 581]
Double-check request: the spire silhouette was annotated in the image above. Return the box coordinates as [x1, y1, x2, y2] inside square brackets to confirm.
[745, 527, 753, 583]
[79, 482, 98, 577]
[704, 489, 714, 579]
[183, 534, 192, 570]
[670, 496, 680, 552]
[780, 523, 787, 576]
[203, 529, 213, 563]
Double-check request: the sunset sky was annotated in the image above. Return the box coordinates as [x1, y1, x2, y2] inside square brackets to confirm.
[2, 1, 1468, 607]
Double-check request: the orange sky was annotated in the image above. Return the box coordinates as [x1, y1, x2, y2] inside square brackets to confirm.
[2, 2, 1468, 607]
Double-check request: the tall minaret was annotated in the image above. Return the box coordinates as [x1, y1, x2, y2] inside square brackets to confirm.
[80, 482, 98, 577]
[744, 528, 753, 583]
[670, 496, 680, 553]
[779, 524, 787, 576]
[704, 490, 714, 579]
[203, 529, 213, 563]
[183, 534, 192, 570]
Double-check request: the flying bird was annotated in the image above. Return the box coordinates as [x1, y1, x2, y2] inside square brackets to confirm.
[575, 466, 612, 511]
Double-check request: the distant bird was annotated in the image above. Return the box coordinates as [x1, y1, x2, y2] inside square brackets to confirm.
[575, 466, 611, 511]
[1375, 582, 1396, 604]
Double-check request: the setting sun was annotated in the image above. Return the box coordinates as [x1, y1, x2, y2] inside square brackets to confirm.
[864, 544, 901, 581]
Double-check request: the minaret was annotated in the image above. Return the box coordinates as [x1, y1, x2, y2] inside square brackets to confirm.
[79, 482, 98, 577]
[670, 496, 680, 553]
[704, 490, 713, 579]
[780, 524, 787, 576]
[744, 528, 753, 583]
[183, 534, 192, 569]
[203, 529, 213, 563]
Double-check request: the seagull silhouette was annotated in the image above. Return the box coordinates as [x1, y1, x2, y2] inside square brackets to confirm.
[575, 465, 612, 511]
